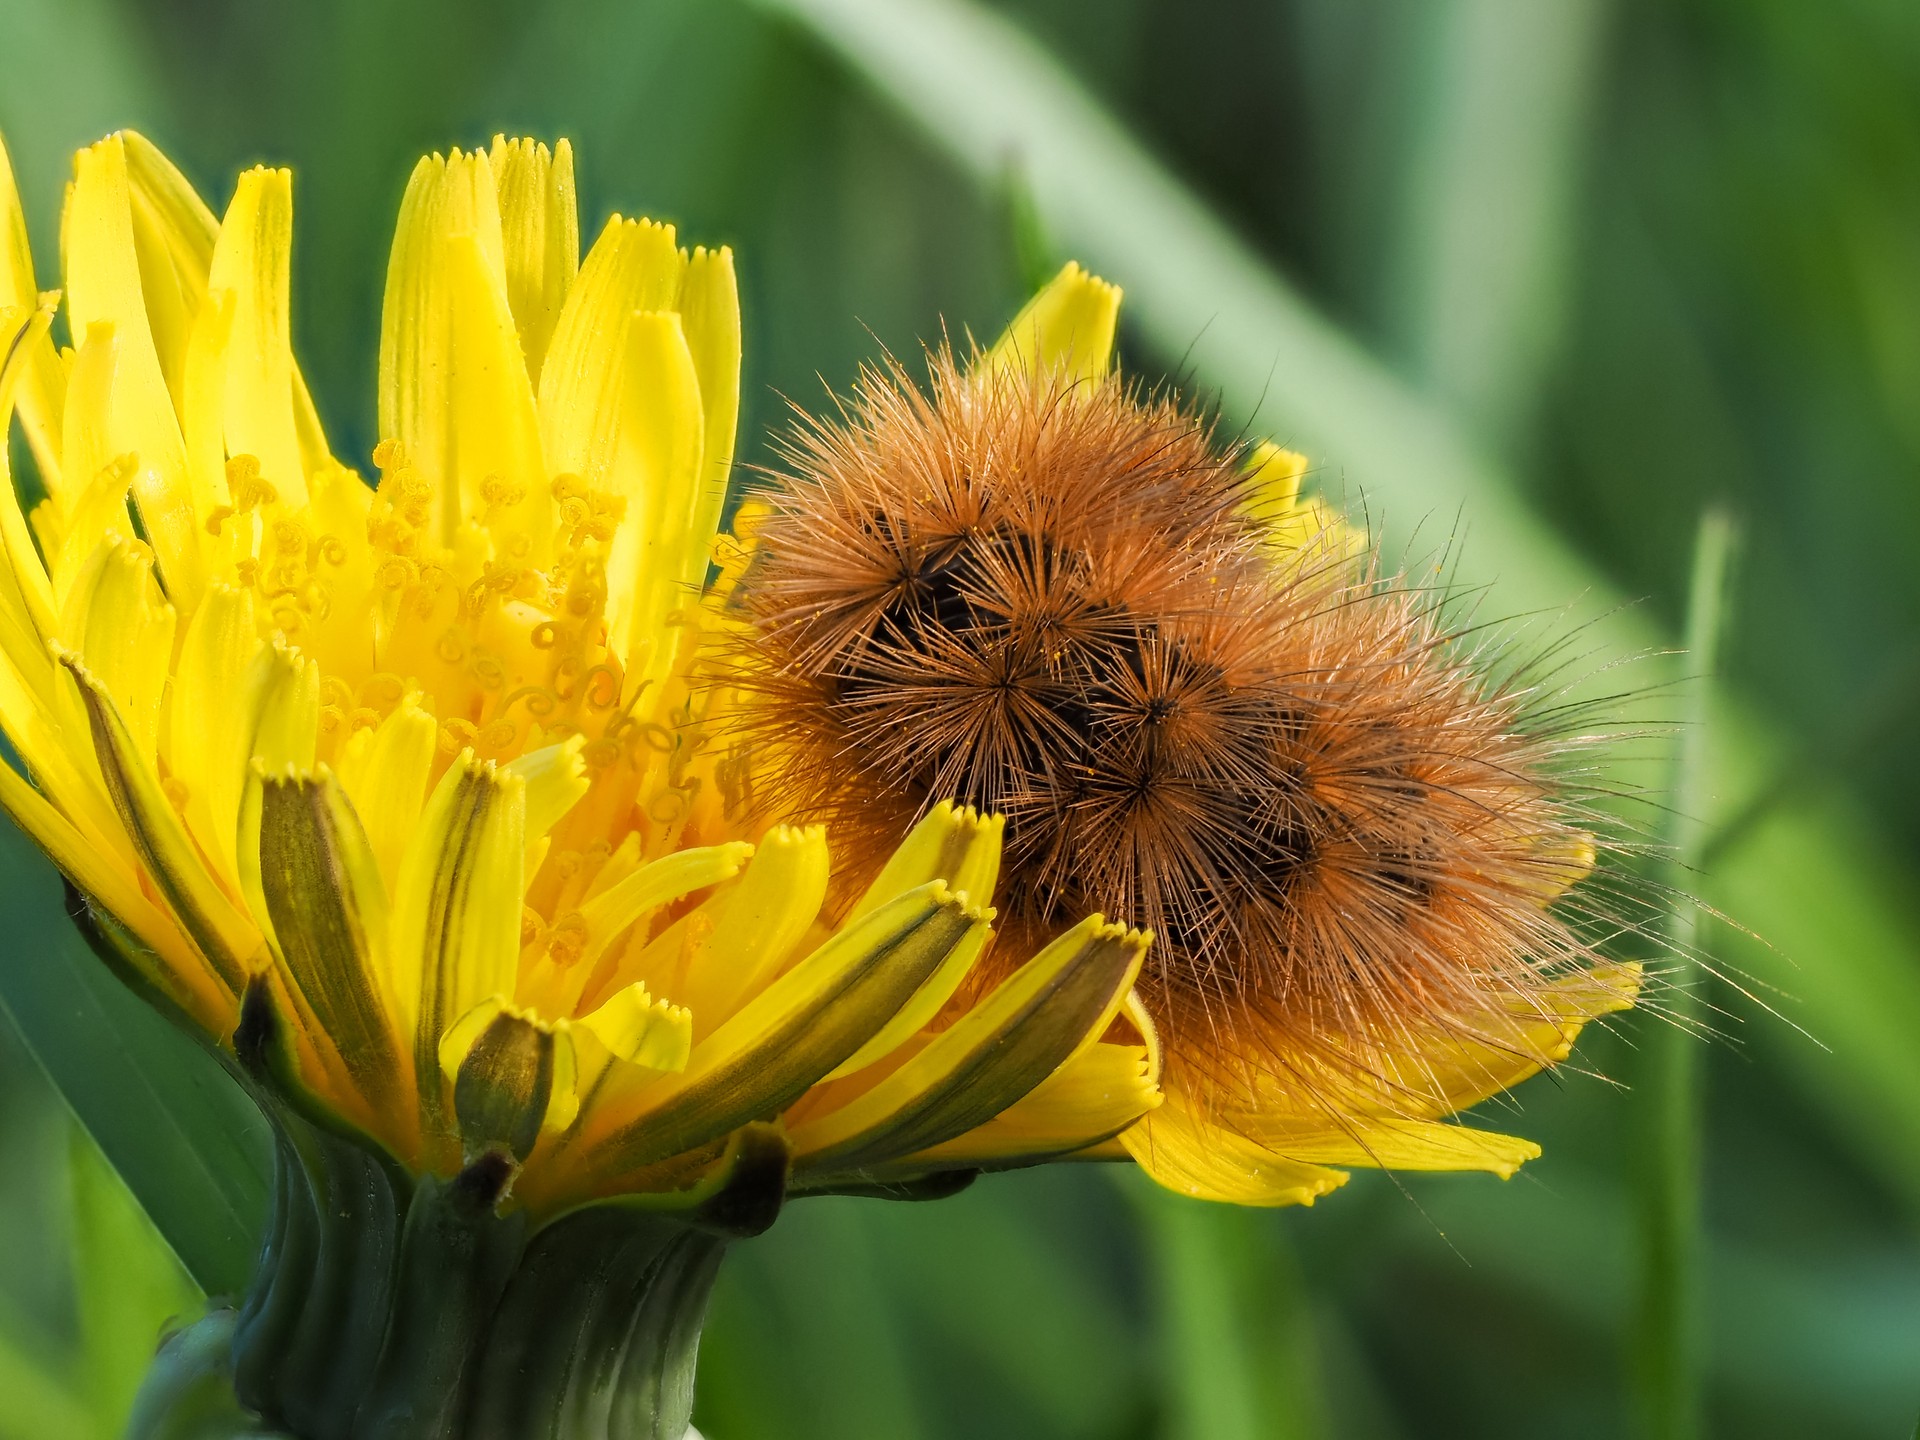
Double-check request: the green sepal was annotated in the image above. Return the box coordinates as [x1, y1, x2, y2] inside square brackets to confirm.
[230, 979, 533, 1439]
[229, 1118, 409, 1438]
[459, 1124, 790, 1436]
[352, 1153, 528, 1440]
[587, 1123, 793, 1239]
[227, 980, 416, 1438]
[187, 979, 736, 1438]
[793, 1168, 981, 1203]
[466, 1207, 723, 1440]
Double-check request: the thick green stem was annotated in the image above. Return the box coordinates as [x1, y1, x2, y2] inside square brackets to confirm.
[123, 986, 780, 1440]
[127, 1107, 734, 1440]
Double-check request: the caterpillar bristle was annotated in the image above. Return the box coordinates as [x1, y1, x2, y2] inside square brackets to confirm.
[723, 344, 1627, 1130]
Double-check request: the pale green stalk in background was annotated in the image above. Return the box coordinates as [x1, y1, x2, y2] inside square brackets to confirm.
[1635, 507, 1739, 1440]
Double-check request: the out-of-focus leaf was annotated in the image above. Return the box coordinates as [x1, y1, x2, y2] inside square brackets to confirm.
[1129, 1174, 1327, 1440]
[70, 1124, 205, 1435]
[1389, 1167, 1920, 1428]
[867, 1171, 1145, 1438]
[752, 0, 1920, 1218]
[1389, 0, 1608, 447]
[0, 0, 161, 232]
[0, 1300, 93, 1440]
[697, 1197, 930, 1440]
[0, 822, 270, 1297]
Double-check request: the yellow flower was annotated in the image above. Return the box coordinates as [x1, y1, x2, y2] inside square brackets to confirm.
[0, 131, 1160, 1218]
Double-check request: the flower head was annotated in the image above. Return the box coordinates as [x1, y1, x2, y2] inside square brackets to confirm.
[724, 264, 1642, 1205]
[0, 133, 1158, 1215]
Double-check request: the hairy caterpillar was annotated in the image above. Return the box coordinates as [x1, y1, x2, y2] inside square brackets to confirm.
[720, 273, 1633, 1191]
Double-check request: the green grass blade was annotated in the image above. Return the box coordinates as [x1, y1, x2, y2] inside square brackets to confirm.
[70, 1123, 206, 1435]
[0, 823, 270, 1297]
[755, 0, 1920, 1217]
[1634, 506, 1738, 1440]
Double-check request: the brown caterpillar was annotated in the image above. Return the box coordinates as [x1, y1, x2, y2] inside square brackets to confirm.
[722, 341, 1620, 1150]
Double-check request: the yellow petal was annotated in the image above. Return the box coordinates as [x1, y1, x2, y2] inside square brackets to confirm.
[607, 309, 704, 680]
[669, 823, 829, 1028]
[489, 136, 578, 383]
[166, 584, 263, 886]
[828, 803, 1005, 1078]
[1369, 961, 1642, 1117]
[677, 245, 740, 586]
[239, 765, 408, 1136]
[576, 981, 693, 1075]
[1123, 1095, 1348, 1208]
[437, 995, 507, 1083]
[60, 650, 259, 990]
[333, 694, 437, 895]
[438, 995, 578, 1158]
[1, 136, 66, 490]
[1241, 441, 1307, 528]
[180, 286, 235, 515]
[892, 1039, 1159, 1171]
[0, 639, 133, 874]
[119, 130, 218, 401]
[63, 136, 204, 605]
[0, 754, 227, 1029]
[204, 167, 304, 505]
[0, 305, 60, 655]
[848, 800, 1003, 920]
[577, 882, 987, 1176]
[444, 231, 547, 553]
[791, 915, 1147, 1173]
[571, 840, 755, 980]
[377, 148, 506, 543]
[1234, 964, 1642, 1137]
[52, 325, 137, 603]
[1265, 495, 1366, 563]
[58, 535, 176, 765]
[1520, 830, 1598, 905]
[822, 924, 992, 1084]
[982, 261, 1121, 386]
[537, 215, 683, 490]
[503, 736, 589, 842]
[123, 130, 334, 491]
[299, 462, 376, 674]
[246, 638, 319, 774]
[1240, 1115, 1541, 1177]
[389, 751, 526, 1138]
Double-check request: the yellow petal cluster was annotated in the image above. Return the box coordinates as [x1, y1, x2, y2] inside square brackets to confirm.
[0, 132, 1159, 1213]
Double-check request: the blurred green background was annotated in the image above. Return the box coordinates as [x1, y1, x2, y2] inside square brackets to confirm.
[3, 0, 1920, 1435]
